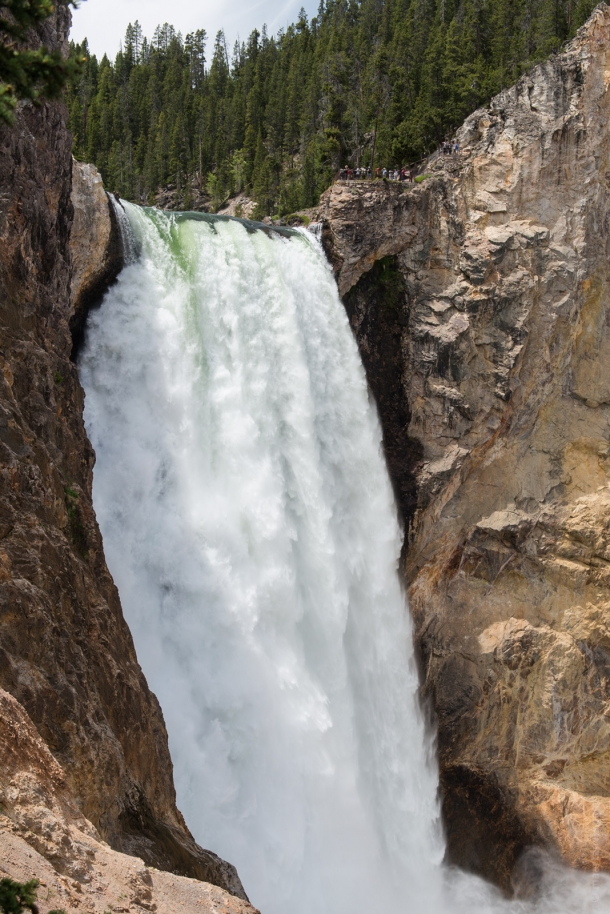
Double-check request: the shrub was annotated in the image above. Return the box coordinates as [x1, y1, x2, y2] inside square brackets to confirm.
[0, 879, 39, 914]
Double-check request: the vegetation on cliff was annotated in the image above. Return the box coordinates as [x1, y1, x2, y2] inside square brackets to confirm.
[0, 879, 39, 914]
[0, 877, 64, 914]
[0, 0, 84, 125]
[67, 0, 599, 216]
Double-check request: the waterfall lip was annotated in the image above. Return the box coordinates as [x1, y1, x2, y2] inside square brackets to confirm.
[141, 206, 302, 240]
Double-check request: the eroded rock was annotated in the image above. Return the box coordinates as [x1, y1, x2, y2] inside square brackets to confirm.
[0, 689, 259, 914]
[0, 8, 246, 900]
[70, 161, 122, 352]
[317, 1, 610, 890]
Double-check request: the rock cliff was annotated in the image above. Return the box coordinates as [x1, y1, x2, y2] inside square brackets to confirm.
[0, 8, 245, 901]
[316, 1, 610, 892]
[70, 161, 123, 354]
[0, 688, 259, 914]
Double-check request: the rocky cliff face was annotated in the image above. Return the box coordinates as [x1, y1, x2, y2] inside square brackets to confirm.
[70, 161, 123, 354]
[317, 1, 610, 891]
[0, 688, 259, 914]
[0, 9, 245, 900]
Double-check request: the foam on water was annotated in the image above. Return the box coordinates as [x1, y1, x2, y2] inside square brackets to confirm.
[79, 203, 610, 914]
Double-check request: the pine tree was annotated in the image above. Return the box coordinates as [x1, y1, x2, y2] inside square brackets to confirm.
[67, 0, 603, 214]
[0, 878, 39, 914]
[0, 0, 85, 125]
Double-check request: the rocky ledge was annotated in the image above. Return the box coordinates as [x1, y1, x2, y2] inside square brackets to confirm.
[0, 688, 258, 914]
[316, 1, 610, 892]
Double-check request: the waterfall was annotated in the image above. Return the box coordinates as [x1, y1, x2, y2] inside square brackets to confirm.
[80, 204, 610, 914]
[108, 194, 140, 264]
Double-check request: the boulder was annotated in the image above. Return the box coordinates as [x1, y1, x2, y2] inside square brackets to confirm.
[69, 161, 122, 353]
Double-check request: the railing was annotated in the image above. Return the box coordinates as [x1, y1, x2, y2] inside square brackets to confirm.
[332, 137, 459, 186]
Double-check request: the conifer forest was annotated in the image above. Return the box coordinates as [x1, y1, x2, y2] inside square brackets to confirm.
[67, 0, 599, 217]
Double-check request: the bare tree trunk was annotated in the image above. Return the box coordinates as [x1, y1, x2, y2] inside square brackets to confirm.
[370, 112, 379, 172]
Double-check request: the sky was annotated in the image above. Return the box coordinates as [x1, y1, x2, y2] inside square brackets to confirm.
[70, 0, 320, 59]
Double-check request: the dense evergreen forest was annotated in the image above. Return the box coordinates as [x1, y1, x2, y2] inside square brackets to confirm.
[67, 0, 599, 217]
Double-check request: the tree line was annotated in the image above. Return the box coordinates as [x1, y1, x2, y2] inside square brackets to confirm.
[67, 0, 599, 218]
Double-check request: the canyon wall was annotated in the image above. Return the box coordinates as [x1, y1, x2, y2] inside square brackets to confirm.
[70, 161, 123, 354]
[0, 8, 246, 901]
[0, 687, 259, 914]
[4, 1, 610, 902]
[317, 1, 610, 891]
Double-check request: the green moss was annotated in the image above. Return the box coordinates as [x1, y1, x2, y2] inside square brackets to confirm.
[64, 486, 88, 559]
[414, 173, 430, 183]
[286, 212, 310, 227]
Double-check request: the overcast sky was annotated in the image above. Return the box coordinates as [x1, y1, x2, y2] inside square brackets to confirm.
[70, 0, 320, 59]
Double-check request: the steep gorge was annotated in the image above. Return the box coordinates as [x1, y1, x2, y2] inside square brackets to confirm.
[4, 2, 610, 908]
[315, 1, 610, 890]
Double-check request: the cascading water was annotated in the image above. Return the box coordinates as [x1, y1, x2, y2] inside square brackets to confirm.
[109, 195, 140, 264]
[80, 203, 610, 914]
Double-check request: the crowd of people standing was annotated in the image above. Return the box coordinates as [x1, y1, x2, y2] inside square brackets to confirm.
[337, 138, 460, 183]
[338, 165, 416, 182]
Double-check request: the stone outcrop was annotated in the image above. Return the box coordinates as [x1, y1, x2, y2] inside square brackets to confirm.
[217, 194, 256, 219]
[0, 7, 246, 901]
[0, 688, 259, 914]
[152, 179, 211, 213]
[70, 161, 122, 352]
[316, 2, 610, 891]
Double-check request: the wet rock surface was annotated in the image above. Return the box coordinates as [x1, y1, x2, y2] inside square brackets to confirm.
[0, 9, 246, 901]
[317, 2, 610, 890]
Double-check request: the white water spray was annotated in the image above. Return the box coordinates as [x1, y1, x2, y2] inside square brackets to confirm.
[80, 205, 610, 914]
[109, 195, 139, 264]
